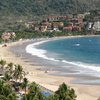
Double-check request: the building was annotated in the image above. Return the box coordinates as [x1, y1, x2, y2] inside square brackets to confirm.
[93, 21, 100, 31]
[63, 25, 81, 32]
[87, 22, 94, 30]
[34, 26, 40, 32]
[47, 16, 68, 22]
[70, 18, 83, 26]
[24, 22, 34, 29]
[63, 26, 73, 31]
[1, 32, 16, 42]
[52, 22, 64, 28]
[39, 26, 47, 32]
[72, 26, 81, 31]
[77, 14, 85, 19]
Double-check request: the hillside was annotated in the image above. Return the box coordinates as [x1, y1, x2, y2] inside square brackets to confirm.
[0, 0, 100, 16]
[0, 0, 99, 31]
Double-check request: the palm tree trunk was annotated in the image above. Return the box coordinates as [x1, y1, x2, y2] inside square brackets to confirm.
[25, 87, 26, 94]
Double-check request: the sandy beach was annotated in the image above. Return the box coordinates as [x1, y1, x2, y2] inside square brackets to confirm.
[0, 38, 100, 100]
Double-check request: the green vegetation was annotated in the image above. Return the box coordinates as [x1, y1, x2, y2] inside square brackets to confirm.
[0, 59, 77, 100]
[21, 78, 28, 94]
[0, 80, 16, 100]
[0, 0, 99, 31]
[47, 83, 77, 100]
[14, 31, 83, 40]
[0, 0, 99, 17]
[0, 60, 6, 70]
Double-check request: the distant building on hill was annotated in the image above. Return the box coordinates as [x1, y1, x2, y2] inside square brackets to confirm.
[47, 16, 68, 22]
[72, 26, 81, 31]
[39, 26, 47, 32]
[70, 18, 83, 26]
[63, 25, 81, 32]
[63, 26, 72, 31]
[1, 32, 16, 42]
[52, 22, 64, 31]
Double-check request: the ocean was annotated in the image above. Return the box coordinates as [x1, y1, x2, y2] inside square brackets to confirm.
[26, 36, 100, 80]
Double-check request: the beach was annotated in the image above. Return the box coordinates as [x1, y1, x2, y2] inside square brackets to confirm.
[0, 38, 100, 100]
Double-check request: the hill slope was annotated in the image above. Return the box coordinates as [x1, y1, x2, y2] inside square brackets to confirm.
[0, 0, 99, 31]
[0, 0, 99, 16]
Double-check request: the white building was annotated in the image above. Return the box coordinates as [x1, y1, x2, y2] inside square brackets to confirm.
[88, 22, 93, 30]
[93, 21, 100, 31]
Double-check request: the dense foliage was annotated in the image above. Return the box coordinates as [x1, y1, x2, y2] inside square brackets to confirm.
[14, 31, 83, 40]
[0, 59, 77, 100]
[0, 80, 16, 100]
[47, 83, 77, 100]
[0, 0, 100, 30]
[0, 0, 99, 16]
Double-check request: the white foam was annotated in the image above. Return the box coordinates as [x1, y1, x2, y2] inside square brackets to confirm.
[26, 40, 100, 73]
[74, 44, 80, 46]
[62, 60, 100, 72]
[26, 40, 59, 62]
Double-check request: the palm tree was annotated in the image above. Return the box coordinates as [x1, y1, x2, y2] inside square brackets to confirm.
[33, 91, 44, 100]
[47, 94, 59, 100]
[55, 83, 77, 100]
[0, 79, 16, 100]
[0, 91, 16, 100]
[0, 80, 4, 94]
[13, 64, 25, 82]
[2, 73, 12, 83]
[23, 82, 44, 100]
[7, 63, 14, 76]
[29, 82, 39, 94]
[6, 93, 16, 100]
[0, 60, 6, 70]
[21, 78, 28, 94]
[0, 95, 6, 100]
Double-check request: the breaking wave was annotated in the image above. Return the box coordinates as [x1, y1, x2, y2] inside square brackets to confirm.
[26, 40, 100, 74]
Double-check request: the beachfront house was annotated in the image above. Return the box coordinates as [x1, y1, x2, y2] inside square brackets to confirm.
[1, 32, 11, 42]
[1, 32, 16, 42]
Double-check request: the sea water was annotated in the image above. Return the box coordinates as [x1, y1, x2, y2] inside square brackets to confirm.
[26, 36, 100, 78]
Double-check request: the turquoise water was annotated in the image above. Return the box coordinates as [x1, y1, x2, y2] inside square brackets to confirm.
[37, 37, 100, 65]
[35, 36, 100, 74]
[26, 36, 100, 78]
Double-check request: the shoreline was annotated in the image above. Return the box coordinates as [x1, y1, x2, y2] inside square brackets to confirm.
[25, 35, 100, 80]
[0, 36, 100, 100]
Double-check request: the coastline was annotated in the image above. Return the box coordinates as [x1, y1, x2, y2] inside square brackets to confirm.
[0, 36, 100, 100]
